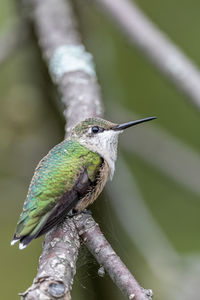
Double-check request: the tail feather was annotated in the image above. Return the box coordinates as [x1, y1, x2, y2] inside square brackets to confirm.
[10, 236, 20, 246]
[19, 235, 36, 249]
[11, 233, 36, 249]
[11, 212, 52, 249]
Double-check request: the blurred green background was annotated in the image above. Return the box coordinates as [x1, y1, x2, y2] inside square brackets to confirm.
[1, 0, 200, 299]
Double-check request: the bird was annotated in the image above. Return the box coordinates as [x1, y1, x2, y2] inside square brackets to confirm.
[11, 116, 156, 249]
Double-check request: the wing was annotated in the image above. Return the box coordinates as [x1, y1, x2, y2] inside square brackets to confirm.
[34, 168, 93, 238]
[12, 140, 102, 248]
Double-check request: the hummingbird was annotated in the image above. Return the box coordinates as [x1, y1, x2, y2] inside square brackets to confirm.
[11, 116, 156, 249]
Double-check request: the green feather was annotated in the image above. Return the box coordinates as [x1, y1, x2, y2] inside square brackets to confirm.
[14, 140, 101, 239]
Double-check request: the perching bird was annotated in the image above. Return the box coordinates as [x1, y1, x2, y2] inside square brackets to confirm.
[11, 116, 156, 249]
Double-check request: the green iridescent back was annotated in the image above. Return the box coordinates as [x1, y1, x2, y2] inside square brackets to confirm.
[14, 140, 102, 238]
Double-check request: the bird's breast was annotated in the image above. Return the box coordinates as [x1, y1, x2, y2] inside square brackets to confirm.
[75, 160, 110, 212]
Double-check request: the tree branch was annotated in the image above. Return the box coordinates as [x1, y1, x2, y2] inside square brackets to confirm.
[20, 0, 152, 299]
[20, 219, 79, 300]
[25, 0, 103, 135]
[74, 213, 153, 300]
[94, 0, 200, 109]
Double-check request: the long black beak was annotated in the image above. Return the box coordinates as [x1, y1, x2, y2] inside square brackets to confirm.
[112, 116, 156, 131]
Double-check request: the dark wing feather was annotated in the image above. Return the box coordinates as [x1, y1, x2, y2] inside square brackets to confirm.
[36, 169, 92, 237]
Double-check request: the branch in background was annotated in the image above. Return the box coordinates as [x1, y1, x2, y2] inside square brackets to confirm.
[107, 108, 200, 300]
[110, 105, 200, 196]
[107, 156, 180, 278]
[21, 0, 152, 299]
[0, 21, 27, 66]
[94, 0, 200, 109]
[107, 157, 200, 300]
[122, 123, 200, 196]
[107, 156, 200, 300]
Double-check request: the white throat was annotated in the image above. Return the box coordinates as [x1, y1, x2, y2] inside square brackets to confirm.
[79, 130, 121, 180]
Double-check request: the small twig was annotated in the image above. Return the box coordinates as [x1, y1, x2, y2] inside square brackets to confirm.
[20, 0, 152, 299]
[94, 0, 200, 109]
[74, 213, 153, 300]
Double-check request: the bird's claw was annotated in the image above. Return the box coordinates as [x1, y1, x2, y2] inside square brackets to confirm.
[67, 208, 92, 218]
[82, 209, 92, 215]
[67, 209, 78, 218]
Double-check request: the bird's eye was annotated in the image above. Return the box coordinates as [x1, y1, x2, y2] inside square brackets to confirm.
[92, 126, 100, 134]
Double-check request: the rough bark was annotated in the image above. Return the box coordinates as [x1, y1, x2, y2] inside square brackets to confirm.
[21, 219, 79, 300]
[26, 0, 103, 135]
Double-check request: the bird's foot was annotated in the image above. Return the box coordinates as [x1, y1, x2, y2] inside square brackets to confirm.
[67, 208, 92, 218]
[82, 209, 92, 215]
[67, 209, 79, 218]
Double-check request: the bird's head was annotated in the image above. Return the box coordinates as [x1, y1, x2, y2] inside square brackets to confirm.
[70, 116, 156, 178]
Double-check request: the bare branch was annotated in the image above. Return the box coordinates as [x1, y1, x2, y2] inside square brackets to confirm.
[26, 0, 103, 135]
[94, 0, 200, 109]
[74, 213, 153, 300]
[21, 219, 79, 300]
[20, 0, 152, 299]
